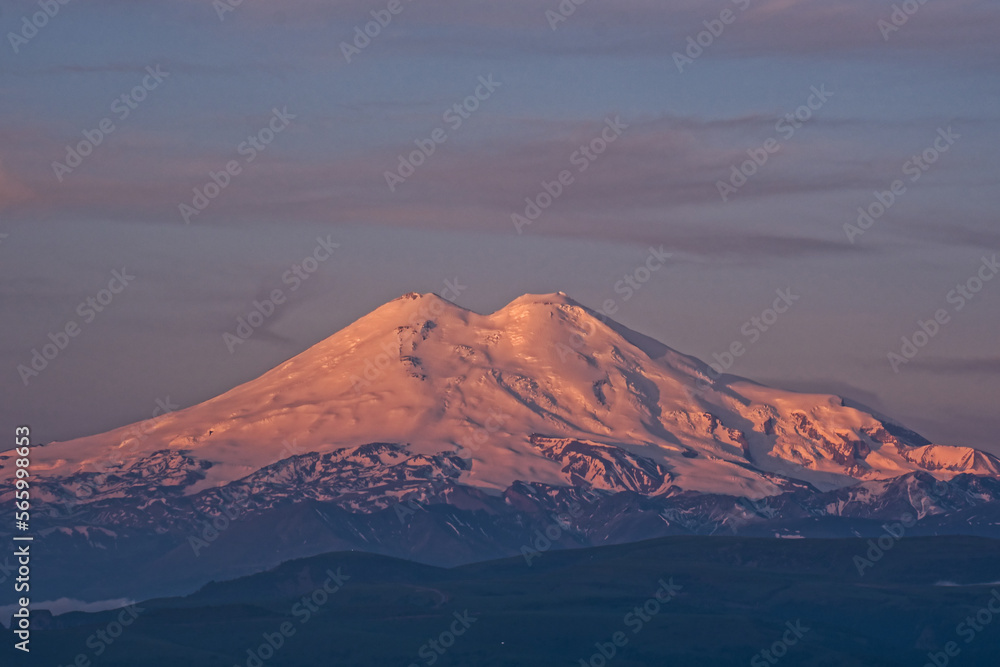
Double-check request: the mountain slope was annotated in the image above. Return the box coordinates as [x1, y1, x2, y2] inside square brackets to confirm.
[2, 292, 998, 602]
[11, 292, 997, 498]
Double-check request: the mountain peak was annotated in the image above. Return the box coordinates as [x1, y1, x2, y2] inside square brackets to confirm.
[387, 291, 462, 309]
[354, 291, 470, 327]
[393, 291, 448, 303]
[17, 291, 1000, 504]
[7, 293, 1000, 604]
[373, 291, 588, 327]
[500, 292, 579, 309]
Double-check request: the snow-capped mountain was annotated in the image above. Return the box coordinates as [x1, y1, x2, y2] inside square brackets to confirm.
[3, 292, 998, 602]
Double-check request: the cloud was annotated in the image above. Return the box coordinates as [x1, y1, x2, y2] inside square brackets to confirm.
[74, 0, 1000, 64]
[901, 356, 1000, 375]
[0, 159, 33, 210]
[898, 221, 1000, 251]
[218, 0, 1000, 63]
[0, 109, 977, 263]
[0, 60, 292, 77]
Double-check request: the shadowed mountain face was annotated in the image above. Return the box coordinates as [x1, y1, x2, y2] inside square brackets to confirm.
[6, 536, 1000, 667]
[1, 293, 998, 602]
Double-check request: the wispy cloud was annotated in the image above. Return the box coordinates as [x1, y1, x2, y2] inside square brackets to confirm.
[0, 109, 982, 261]
[902, 357, 1000, 375]
[0, 159, 33, 210]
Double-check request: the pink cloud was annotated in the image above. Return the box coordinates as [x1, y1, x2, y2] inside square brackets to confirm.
[0, 159, 33, 210]
[198, 0, 1000, 61]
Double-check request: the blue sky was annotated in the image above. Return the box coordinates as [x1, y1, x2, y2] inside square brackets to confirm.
[1, 0, 999, 452]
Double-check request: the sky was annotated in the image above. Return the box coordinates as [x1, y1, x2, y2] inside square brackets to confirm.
[1, 0, 998, 454]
